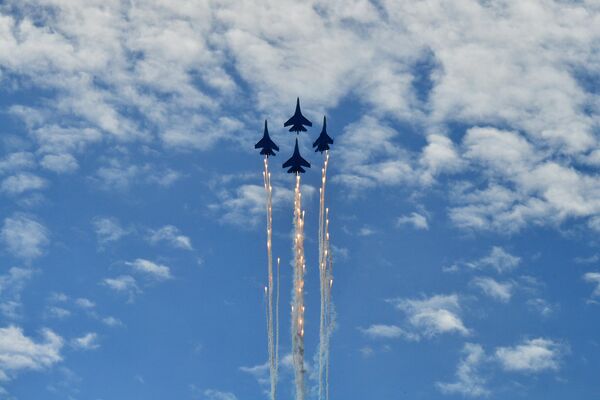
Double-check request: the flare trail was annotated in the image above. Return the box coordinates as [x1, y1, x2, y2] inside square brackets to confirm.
[291, 174, 306, 400]
[318, 152, 334, 400]
[263, 157, 278, 400]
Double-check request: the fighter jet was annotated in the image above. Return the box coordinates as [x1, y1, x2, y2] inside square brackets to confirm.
[254, 120, 279, 157]
[312, 116, 334, 153]
[282, 138, 311, 174]
[284, 97, 312, 134]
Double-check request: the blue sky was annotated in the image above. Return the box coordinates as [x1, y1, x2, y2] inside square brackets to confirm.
[0, 1, 600, 399]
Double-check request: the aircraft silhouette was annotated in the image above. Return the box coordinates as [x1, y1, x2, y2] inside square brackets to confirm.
[283, 138, 311, 174]
[284, 97, 312, 133]
[312, 116, 334, 153]
[254, 120, 279, 157]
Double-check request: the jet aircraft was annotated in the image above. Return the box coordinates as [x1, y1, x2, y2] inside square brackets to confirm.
[254, 120, 279, 157]
[282, 138, 311, 174]
[312, 116, 334, 153]
[284, 98, 312, 133]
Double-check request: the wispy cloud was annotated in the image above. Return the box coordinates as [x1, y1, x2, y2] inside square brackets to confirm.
[396, 212, 429, 230]
[71, 333, 100, 351]
[583, 272, 600, 298]
[495, 338, 566, 373]
[360, 324, 419, 341]
[436, 343, 489, 398]
[125, 258, 172, 281]
[0, 325, 63, 381]
[92, 217, 131, 246]
[1, 214, 49, 261]
[389, 294, 469, 338]
[471, 277, 513, 303]
[1, 173, 48, 195]
[147, 225, 193, 250]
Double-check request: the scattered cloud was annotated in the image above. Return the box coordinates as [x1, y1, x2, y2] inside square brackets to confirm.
[101, 316, 123, 327]
[0, 325, 63, 381]
[437, 343, 489, 398]
[147, 225, 193, 250]
[40, 153, 79, 174]
[125, 258, 172, 281]
[74, 298, 95, 309]
[102, 275, 140, 300]
[0, 152, 35, 173]
[396, 212, 429, 230]
[94, 159, 181, 191]
[526, 298, 556, 318]
[71, 333, 99, 351]
[1, 214, 49, 261]
[360, 324, 419, 341]
[202, 389, 238, 400]
[92, 217, 130, 246]
[46, 307, 71, 320]
[211, 181, 315, 227]
[1, 173, 48, 195]
[471, 277, 513, 303]
[389, 294, 469, 338]
[495, 338, 565, 373]
[467, 247, 521, 274]
[583, 272, 600, 297]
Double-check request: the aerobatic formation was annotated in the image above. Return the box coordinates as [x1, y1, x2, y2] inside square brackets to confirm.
[254, 98, 335, 400]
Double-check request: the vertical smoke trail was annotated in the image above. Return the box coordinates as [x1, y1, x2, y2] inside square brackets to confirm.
[317, 152, 329, 400]
[275, 257, 280, 395]
[324, 207, 335, 400]
[263, 158, 277, 400]
[315, 152, 335, 400]
[291, 173, 306, 400]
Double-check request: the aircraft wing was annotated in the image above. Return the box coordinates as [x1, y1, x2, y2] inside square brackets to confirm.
[300, 156, 310, 168]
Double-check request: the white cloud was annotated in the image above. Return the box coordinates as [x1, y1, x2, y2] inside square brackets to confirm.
[467, 247, 521, 274]
[239, 362, 269, 386]
[46, 307, 71, 320]
[74, 298, 95, 309]
[92, 217, 130, 245]
[436, 343, 489, 398]
[102, 275, 139, 296]
[71, 333, 99, 351]
[0, 0, 596, 235]
[390, 294, 469, 337]
[0, 152, 35, 173]
[101, 316, 123, 327]
[583, 272, 600, 297]
[471, 277, 513, 303]
[334, 117, 419, 190]
[420, 134, 464, 180]
[40, 153, 78, 173]
[147, 225, 193, 250]
[94, 159, 181, 190]
[526, 298, 555, 318]
[0, 325, 63, 381]
[396, 212, 429, 230]
[125, 258, 172, 281]
[1, 173, 48, 195]
[360, 324, 419, 341]
[0, 267, 33, 297]
[495, 338, 565, 373]
[203, 389, 238, 400]
[1, 214, 49, 261]
[211, 181, 315, 227]
[451, 128, 600, 232]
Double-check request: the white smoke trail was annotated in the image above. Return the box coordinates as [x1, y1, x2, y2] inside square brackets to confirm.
[324, 207, 335, 400]
[291, 173, 306, 400]
[316, 151, 335, 400]
[263, 157, 277, 400]
[317, 152, 329, 400]
[275, 257, 280, 394]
